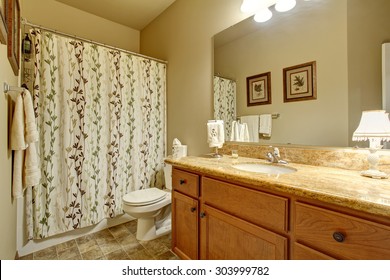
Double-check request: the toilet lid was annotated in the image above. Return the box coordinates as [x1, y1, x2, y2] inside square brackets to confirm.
[123, 188, 167, 206]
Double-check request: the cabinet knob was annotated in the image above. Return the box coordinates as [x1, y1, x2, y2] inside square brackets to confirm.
[200, 212, 206, 218]
[333, 232, 345, 243]
[179, 179, 187, 185]
[191, 207, 196, 212]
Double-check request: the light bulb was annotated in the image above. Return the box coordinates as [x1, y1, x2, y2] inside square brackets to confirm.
[275, 0, 296, 12]
[254, 8, 273, 22]
[241, 0, 262, 14]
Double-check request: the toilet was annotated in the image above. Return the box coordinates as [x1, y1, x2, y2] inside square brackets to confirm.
[122, 163, 172, 241]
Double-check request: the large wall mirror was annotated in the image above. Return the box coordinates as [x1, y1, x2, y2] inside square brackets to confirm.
[214, 0, 390, 148]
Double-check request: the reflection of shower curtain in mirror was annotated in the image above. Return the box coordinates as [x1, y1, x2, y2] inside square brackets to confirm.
[22, 29, 166, 239]
[213, 76, 236, 140]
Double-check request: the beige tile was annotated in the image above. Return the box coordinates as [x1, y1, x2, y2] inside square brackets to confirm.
[17, 254, 33, 260]
[76, 234, 98, 254]
[140, 239, 170, 256]
[122, 242, 145, 256]
[157, 233, 172, 248]
[56, 240, 77, 253]
[105, 249, 130, 260]
[34, 246, 58, 260]
[81, 245, 104, 260]
[94, 229, 115, 243]
[98, 239, 121, 255]
[116, 234, 138, 247]
[57, 246, 81, 260]
[28, 223, 175, 260]
[124, 220, 137, 235]
[128, 249, 155, 260]
[155, 250, 180, 260]
[109, 224, 130, 239]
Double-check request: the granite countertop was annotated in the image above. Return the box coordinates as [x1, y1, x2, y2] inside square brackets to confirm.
[165, 155, 390, 218]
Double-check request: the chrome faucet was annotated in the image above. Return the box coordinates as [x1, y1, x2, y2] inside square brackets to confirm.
[266, 147, 288, 164]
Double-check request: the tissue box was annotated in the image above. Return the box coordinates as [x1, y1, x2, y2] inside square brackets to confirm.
[172, 145, 187, 159]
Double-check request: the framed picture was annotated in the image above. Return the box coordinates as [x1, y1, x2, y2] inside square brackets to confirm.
[283, 61, 316, 102]
[6, 0, 20, 75]
[0, 0, 7, 44]
[246, 72, 271, 106]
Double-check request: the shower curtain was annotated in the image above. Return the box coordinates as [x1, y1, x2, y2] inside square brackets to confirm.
[23, 29, 166, 239]
[213, 76, 236, 140]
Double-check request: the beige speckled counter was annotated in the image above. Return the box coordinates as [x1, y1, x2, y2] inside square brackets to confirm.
[165, 155, 390, 218]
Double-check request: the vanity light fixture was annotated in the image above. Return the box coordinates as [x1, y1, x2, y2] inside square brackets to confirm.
[241, 0, 308, 23]
[275, 0, 296, 12]
[352, 110, 390, 179]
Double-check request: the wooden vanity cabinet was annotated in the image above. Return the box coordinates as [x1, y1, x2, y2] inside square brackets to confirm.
[171, 168, 200, 260]
[171, 166, 390, 260]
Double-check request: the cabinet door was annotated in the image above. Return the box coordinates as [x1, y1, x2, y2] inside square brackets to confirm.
[293, 243, 335, 260]
[172, 191, 199, 260]
[200, 205, 287, 260]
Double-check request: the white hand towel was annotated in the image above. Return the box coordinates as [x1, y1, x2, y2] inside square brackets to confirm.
[23, 89, 39, 143]
[240, 123, 250, 142]
[259, 114, 272, 137]
[10, 94, 27, 151]
[10, 89, 41, 198]
[24, 142, 41, 188]
[230, 121, 239, 141]
[240, 115, 259, 142]
[207, 120, 224, 148]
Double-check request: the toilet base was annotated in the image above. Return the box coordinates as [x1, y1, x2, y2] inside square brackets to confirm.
[136, 216, 171, 241]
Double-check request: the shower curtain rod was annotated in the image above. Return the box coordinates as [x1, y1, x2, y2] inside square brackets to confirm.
[22, 18, 168, 65]
[214, 74, 236, 82]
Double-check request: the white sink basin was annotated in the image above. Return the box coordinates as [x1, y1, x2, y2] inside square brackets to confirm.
[232, 163, 297, 175]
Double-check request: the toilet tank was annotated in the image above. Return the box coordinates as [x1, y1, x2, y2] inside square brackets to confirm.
[164, 163, 172, 190]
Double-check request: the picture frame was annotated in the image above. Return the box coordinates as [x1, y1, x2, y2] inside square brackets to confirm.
[0, 0, 7, 44]
[283, 61, 316, 103]
[6, 0, 20, 75]
[246, 72, 271, 106]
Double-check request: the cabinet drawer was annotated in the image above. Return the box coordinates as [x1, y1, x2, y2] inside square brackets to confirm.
[295, 202, 390, 259]
[172, 168, 199, 198]
[202, 177, 288, 233]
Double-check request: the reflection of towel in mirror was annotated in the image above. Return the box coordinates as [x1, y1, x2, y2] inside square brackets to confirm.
[259, 114, 272, 137]
[11, 89, 41, 198]
[207, 120, 224, 148]
[230, 121, 249, 142]
[240, 115, 259, 142]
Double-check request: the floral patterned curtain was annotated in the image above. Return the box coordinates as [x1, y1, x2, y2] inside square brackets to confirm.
[23, 29, 166, 239]
[213, 76, 236, 140]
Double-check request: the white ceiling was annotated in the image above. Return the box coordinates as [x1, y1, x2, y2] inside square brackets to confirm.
[55, 0, 176, 30]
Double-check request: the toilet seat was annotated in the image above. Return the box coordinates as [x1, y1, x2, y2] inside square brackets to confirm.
[123, 188, 167, 206]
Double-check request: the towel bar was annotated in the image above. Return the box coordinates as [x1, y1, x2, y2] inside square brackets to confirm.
[237, 113, 280, 121]
[3, 82, 26, 94]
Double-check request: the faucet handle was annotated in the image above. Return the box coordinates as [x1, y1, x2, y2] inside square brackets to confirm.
[273, 147, 280, 158]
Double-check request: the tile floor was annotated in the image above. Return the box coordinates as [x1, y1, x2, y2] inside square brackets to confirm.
[17, 220, 179, 260]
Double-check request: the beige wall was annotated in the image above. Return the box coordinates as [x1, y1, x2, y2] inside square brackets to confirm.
[141, 0, 248, 155]
[21, 0, 140, 52]
[215, 0, 349, 147]
[0, 46, 18, 259]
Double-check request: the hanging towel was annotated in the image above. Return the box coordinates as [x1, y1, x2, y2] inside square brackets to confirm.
[259, 114, 272, 137]
[11, 89, 41, 198]
[230, 120, 249, 142]
[207, 120, 224, 148]
[230, 121, 240, 141]
[240, 115, 259, 142]
[240, 123, 250, 142]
